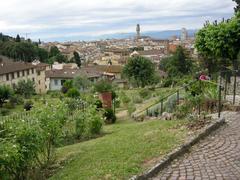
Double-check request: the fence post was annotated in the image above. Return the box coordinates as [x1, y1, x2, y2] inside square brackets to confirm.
[218, 73, 222, 118]
[233, 71, 237, 105]
[198, 80, 201, 116]
[224, 73, 227, 100]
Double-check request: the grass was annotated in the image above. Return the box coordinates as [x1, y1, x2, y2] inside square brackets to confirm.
[50, 118, 189, 180]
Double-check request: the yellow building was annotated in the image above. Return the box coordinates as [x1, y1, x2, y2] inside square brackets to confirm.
[0, 56, 50, 94]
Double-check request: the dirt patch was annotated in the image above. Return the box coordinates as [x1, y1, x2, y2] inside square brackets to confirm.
[142, 156, 164, 169]
[187, 117, 211, 131]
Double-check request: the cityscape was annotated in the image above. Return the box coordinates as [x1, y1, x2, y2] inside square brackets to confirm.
[0, 0, 240, 180]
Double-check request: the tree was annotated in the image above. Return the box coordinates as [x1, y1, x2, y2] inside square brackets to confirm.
[73, 51, 81, 67]
[0, 85, 12, 107]
[14, 80, 35, 98]
[49, 46, 60, 57]
[160, 46, 192, 77]
[73, 75, 91, 91]
[16, 34, 21, 42]
[123, 56, 156, 87]
[233, 0, 240, 12]
[36, 48, 49, 62]
[195, 13, 240, 71]
[55, 54, 67, 63]
[94, 80, 112, 93]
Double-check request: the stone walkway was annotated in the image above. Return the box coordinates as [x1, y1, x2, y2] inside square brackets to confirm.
[152, 111, 240, 180]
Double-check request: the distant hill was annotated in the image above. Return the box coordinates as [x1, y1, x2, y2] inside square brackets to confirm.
[98, 29, 198, 40]
[42, 29, 198, 42]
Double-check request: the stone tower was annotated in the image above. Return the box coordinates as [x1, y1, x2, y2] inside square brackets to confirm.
[136, 24, 140, 39]
[181, 28, 188, 41]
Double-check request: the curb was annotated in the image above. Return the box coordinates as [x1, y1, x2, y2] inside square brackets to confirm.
[130, 117, 226, 180]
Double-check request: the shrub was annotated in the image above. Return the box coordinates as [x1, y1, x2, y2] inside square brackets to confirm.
[14, 79, 35, 98]
[139, 89, 151, 99]
[0, 108, 10, 116]
[114, 98, 121, 108]
[0, 85, 13, 107]
[66, 88, 80, 98]
[24, 101, 33, 111]
[119, 91, 130, 105]
[61, 80, 73, 94]
[132, 95, 143, 104]
[162, 78, 173, 87]
[103, 108, 116, 124]
[4, 101, 15, 109]
[9, 95, 23, 105]
[75, 112, 86, 138]
[0, 101, 69, 179]
[127, 103, 136, 116]
[47, 90, 62, 98]
[95, 99, 103, 109]
[94, 80, 112, 93]
[175, 103, 191, 119]
[75, 106, 103, 138]
[65, 98, 84, 112]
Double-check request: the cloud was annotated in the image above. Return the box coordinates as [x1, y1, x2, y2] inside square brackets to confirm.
[0, 0, 236, 41]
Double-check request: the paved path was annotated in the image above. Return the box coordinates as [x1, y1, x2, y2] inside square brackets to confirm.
[152, 111, 240, 180]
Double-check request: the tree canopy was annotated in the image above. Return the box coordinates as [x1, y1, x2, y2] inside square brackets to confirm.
[123, 56, 156, 87]
[73, 51, 81, 67]
[159, 46, 192, 77]
[195, 13, 240, 71]
[233, 0, 240, 12]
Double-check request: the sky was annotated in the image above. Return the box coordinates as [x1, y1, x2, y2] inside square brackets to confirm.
[0, 0, 236, 42]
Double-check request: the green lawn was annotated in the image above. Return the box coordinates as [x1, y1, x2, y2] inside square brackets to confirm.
[50, 118, 188, 180]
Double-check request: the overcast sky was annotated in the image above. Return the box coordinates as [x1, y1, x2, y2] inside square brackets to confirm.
[0, 0, 236, 41]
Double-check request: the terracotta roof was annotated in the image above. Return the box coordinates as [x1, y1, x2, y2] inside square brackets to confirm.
[138, 50, 164, 56]
[0, 55, 35, 75]
[34, 63, 50, 71]
[84, 65, 123, 73]
[45, 69, 101, 79]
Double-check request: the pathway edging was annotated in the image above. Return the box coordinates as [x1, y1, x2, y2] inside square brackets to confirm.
[130, 117, 225, 180]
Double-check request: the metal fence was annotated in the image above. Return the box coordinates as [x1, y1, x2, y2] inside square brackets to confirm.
[144, 69, 240, 119]
[145, 80, 198, 117]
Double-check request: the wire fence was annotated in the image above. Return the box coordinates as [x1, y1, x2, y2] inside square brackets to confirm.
[0, 100, 88, 128]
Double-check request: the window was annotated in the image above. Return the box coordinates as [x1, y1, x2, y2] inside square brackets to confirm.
[17, 71, 20, 78]
[32, 78, 35, 82]
[54, 79, 58, 85]
[11, 73, 14, 79]
[22, 70, 25, 76]
[6, 74, 9, 81]
[27, 70, 29, 75]
[38, 80, 41, 85]
[37, 71, 41, 76]
[32, 68, 34, 74]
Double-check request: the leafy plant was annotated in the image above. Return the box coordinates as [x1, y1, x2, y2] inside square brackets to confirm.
[66, 88, 80, 98]
[103, 108, 116, 124]
[0, 85, 13, 107]
[94, 80, 112, 93]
